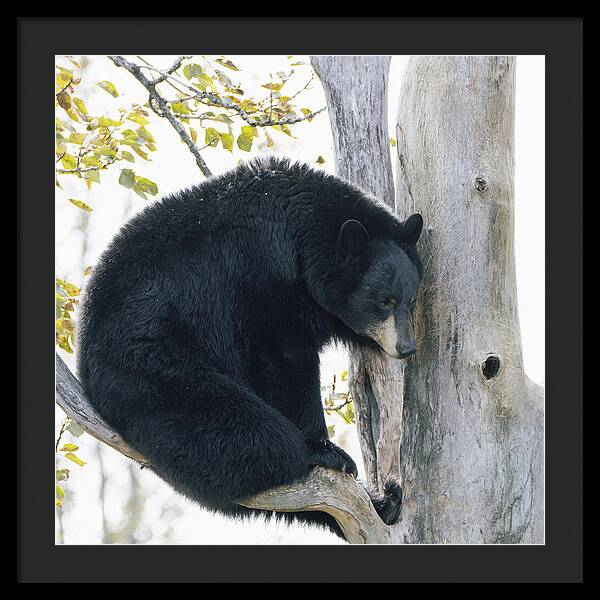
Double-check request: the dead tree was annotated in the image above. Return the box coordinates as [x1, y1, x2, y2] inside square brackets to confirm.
[55, 55, 544, 544]
[311, 55, 544, 544]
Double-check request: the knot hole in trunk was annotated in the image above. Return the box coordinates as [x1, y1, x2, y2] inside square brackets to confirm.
[482, 354, 501, 380]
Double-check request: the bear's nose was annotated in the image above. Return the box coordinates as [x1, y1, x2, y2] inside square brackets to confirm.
[396, 341, 416, 359]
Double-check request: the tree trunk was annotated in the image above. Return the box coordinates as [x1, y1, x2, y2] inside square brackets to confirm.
[311, 56, 405, 498]
[394, 56, 544, 543]
[312, 55, 544, 544]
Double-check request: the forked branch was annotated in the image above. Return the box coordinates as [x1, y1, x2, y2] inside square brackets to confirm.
[54, 353, 391, 544]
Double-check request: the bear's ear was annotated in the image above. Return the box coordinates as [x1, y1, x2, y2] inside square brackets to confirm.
[401, 213, 423, 245]
[336, 219, 370, 257]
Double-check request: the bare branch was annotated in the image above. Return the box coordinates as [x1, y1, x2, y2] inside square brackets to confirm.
[56, 354, 149, 464]
[54, 352, 391, 543]
[132, 61, 325, 129]
[108, 55, 212, 178]
[238, 467, 391, 544]
[141, 55, 191, 85]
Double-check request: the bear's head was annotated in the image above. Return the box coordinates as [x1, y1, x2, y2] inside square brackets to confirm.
[332, 213, 423, 359]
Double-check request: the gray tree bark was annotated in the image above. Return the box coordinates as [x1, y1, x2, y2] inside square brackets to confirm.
[311, 55, 544, 544]
[311, 56, 406, 498]
[395, 56, 544, 543]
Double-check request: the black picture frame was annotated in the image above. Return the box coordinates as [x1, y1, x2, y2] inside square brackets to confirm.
[18, 17, 582, 583]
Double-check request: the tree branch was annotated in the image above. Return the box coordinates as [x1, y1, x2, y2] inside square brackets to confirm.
[125, 58, 325, 129]
[108, 55, 213, 178]
[54, 352, 391, 544]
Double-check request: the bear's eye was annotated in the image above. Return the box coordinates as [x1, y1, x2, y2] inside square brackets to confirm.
[381, 297, 397, 308]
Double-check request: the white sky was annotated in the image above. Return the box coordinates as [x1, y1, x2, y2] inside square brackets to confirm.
[55, 55, 544, 545]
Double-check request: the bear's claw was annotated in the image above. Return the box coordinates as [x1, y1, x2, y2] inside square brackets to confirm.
[308, 439, 358, 478]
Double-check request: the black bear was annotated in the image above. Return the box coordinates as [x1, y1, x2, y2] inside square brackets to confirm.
[78, 157, 423, 538]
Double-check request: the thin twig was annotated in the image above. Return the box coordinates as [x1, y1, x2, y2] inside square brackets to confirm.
[108, 55, 213, 178]
[136, 55, 191, 85]
[135, 62, 325, 128]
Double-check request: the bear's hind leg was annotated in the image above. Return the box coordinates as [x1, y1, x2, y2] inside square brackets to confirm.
[120, 377, 312, 513]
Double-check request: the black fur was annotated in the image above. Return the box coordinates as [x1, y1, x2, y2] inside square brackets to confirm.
[78, 157, 422, 538]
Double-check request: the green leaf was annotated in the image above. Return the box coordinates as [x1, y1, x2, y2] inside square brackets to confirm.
[56, 279, 80, 296]
[127, 112, 149, 126]
[55, 469, 70, 481]
[261, 82, 284, 91]
[83, 169, 100, 184]
[81, 156, 103, 168]
[97, 80, 119, 97]
[120, 150, 135, 162]
[204, 127, 220, 148]
[273, 124, 295, 138]
[134, 177, 158, 196]
[55, 485, 65, 499]
[98, 116, 122, 127]
[389, 137, 397, 147]
[264, 129, 274, 148]
[241, 125, 258, 138]
[119, 168, 135, 189]
[341, 403, 355, 425]
[56, 72, 71, 88]
[137, 127, 155, 144]
[56, 91, 71, 111]
[171, 101, 191, 115]
[64, 452, 86, 467]
[66, 108, 80, 123]
[99, 146, 118, 157]
[236, 132, 253, 152]
[132, 146, 149, 160]
[183, 63, 204, 80]
[83, 266, 93, 277]
[68, 198, 93, 212]
[65, 418, 85, 437]
[327, 424, 336, 438]
[224, 86, 244, 96]
[215, 58, 239, 71]
[73, 97, 88, 115]
[340, 369, 348, 381]
[60, 154, 77, 170]
[66, 56, 81, 69]
[189, 127, 198, 144]
[219, 132, 233, 153]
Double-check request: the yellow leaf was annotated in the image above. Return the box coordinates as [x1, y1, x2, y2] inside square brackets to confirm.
[97, 80, 119, 98]
[219, 133, 234, 153]
[69, 133, 86, 145]
[215, 58, 240, 71]
[60, 154, 77, 171]
[68, 198, 93, 212]
[60, 443, 79, 452]
[64, 452, 86, 467]
[341, 370, 348, 381]
[241, 126, 258, 138]
[262, 82, 283, 91]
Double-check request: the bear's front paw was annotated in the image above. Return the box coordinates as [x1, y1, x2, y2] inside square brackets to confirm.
[307, 439, 358, 478]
